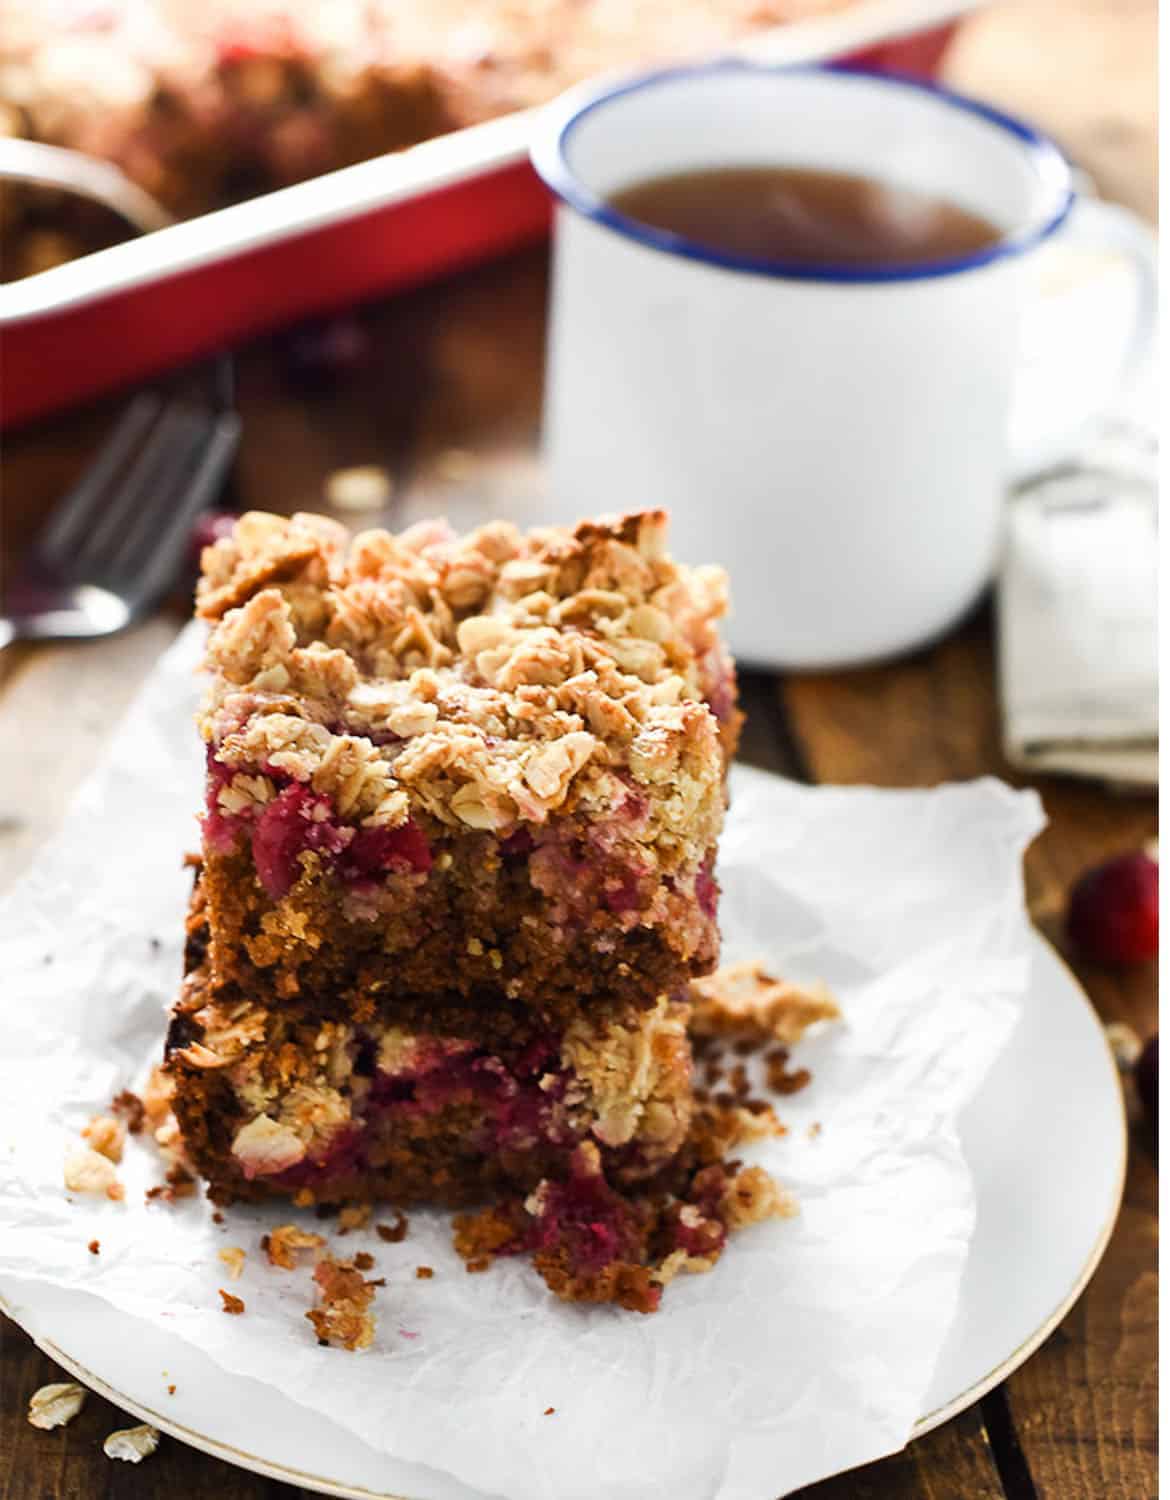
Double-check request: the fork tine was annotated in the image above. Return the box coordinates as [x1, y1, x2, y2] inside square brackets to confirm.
[122, 413, 242, 605]
[35, 394, 162, 569]
[72, 403, 206, 576]
[100, 405, 214, 581]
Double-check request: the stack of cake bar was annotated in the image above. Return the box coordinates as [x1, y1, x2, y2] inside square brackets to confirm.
[166, 508, 770, 1305]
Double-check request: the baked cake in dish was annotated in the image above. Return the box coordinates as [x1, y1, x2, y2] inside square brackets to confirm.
[193, 509, 739, 1018]
[1, 0, 850, 278]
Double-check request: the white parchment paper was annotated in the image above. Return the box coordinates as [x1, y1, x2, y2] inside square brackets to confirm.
[0, 625, 1044, 1500]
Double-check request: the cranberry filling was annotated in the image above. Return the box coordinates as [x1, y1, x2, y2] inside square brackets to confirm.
[695, 855, 718, 920]
[340, 821, 433, 880]
[259, 1033, 575, 1188]
[251, 784, 351, 899]
[523, 1148, 644, 1276]
[268, 1126, 364, 1189]
[370, 1039, 569, 1151]
[603, 874, 642, 914]
[203, 748, 432, 899]
[501, 828, 534, 858]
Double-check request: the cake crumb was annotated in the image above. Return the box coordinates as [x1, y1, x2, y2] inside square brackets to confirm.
[218, 1246, 246, 1280]
[544, 1406, 555, 1416]
[219, 1289, 245, 1315]
[110, 1090, 146, 1134]
[353, 1251, 376, 1271]
[292, 1187, 316, 1208]
[338, 1202, 372, 1234]
[83, 1114, 126, 1163]
[212, 1211, 225, 1224]
[88, 1239, 100, 1255]
[64, 1146, 119, 1196]
[167, 1385, 176, 1395]
[144, 1162, 197, 1205]
[307, 1255, 378, 1350]
[266, 1223, 326, 1269]
[690, 961, 839, 1044]
[376, 1210, 409, 1243]
[762, 1045, 812, 1095]
[415, 1265, 433, 1279]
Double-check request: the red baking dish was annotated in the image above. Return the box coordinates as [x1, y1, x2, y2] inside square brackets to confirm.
[0, 0, 979, 429]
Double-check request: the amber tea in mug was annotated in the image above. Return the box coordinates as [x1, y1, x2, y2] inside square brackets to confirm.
[607, 165, 1002, 266]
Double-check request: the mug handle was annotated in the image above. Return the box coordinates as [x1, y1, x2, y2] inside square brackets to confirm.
[1008, 194, 1157, 482]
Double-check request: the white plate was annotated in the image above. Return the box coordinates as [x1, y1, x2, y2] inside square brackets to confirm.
[2, 931, 1124, 1499]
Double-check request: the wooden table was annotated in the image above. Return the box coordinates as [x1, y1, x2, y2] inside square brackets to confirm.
[1, 2, 1156, 1495]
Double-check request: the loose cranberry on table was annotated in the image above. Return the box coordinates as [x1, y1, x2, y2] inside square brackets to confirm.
[1065, 850, 1158, 965]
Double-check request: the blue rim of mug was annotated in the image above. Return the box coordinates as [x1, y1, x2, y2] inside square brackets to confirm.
[529, 60, 1075, 284]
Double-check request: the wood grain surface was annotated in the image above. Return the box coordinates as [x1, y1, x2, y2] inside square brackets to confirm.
[0, 1, 1157, 1496]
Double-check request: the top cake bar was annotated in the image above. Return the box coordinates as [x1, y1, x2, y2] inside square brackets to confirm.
[196, 509, 740, 1022]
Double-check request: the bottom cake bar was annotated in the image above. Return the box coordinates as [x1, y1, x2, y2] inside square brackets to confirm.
[167, 884, 695, 1208]
[164, 882, 825, 1311]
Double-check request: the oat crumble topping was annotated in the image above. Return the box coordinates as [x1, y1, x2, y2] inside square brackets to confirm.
[197, 510, 730, 849]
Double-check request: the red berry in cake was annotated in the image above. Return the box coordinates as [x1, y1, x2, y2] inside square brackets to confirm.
[1066, 851, 1158, 965]
[1136, 1035, 1158, 1124]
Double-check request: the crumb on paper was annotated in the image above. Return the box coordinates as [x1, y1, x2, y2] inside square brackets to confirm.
[212, 1211, 225, 1225]
[415, 1265, 433, 1280]
[808, 1121, 823, 1139]
[337, 1202, 372, 1234]
[266, 1223, 326, 1269]
[110, 1089, 146, 1134]
[764, 1046, 812, 1096]
[307, 1255, 378, 1351]
[325, 464, 394, 514]
[103, 1424, 160, 1462]
[27, 1382, 86, 1430]
[353, 1251, 376, 1272]
[376, 1210, 408, 1243]
[64, 1146, 120, 1197]
[144, 1162, 197, 1205]
[167, 1384, 176, 1395]
[219, 1288, 245, 1315]
[88, 1239, 100, 1255]
[82, 1114, 126, 1164]
[452, 1100, 794, 1310]
[218, 1246, 246, 1280]
[689, 961, 839, 1044]
[544, 1407, 555, 1416]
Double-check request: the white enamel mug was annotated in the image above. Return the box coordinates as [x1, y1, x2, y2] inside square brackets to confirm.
[532, 63, 1156, 669]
